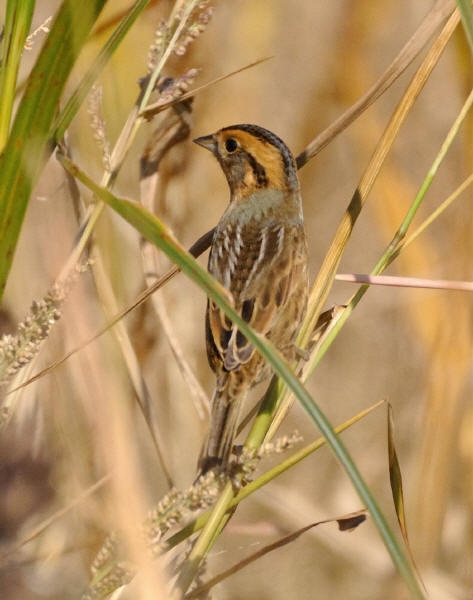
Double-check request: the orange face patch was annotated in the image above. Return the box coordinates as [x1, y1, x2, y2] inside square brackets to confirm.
[217, 129, 288, 190]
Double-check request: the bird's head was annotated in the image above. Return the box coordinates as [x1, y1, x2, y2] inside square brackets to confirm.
[193, 124, 299, 197]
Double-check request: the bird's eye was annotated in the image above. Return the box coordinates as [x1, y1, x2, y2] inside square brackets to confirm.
[225, 138, 238, 153]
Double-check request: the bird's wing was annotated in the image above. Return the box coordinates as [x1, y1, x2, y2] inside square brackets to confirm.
[206, 219, 303, 371]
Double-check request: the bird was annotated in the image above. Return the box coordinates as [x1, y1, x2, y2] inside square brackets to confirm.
[193, 124, 308, 475]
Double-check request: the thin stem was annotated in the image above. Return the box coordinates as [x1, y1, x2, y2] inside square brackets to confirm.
[402, 172, 473, 250]
[173, 483, 235, 597]
[376, 85, 473, 273]
[0, 1, 35, 151]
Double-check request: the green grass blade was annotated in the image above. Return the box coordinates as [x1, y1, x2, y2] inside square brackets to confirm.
[52, 0, 151, 143]
[456, 0, 473, 57]
[59, 152, 425, 600]
[0, 0, 35, 151]
[0, 0, 108, 303]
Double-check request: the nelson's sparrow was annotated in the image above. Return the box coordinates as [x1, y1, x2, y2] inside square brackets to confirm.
[194, 124, 308, 474]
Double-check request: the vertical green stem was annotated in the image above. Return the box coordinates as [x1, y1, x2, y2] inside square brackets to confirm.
[0, 0, 35, 151]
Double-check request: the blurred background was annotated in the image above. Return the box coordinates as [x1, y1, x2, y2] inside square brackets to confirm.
[1, 1, 471, 598]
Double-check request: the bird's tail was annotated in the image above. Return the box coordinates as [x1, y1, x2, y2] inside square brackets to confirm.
[198, 374, 247, 474]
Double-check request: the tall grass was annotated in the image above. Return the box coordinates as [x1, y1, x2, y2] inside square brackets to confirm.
[0, 1, 471, 599]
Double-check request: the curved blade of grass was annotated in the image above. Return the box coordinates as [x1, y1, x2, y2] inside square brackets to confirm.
[388, 404, 426, 592]
[58, 152, 425, 600]
[0, 0, 108, 303]
[388, 404, 409, 554]
[0, 0, 35, 151]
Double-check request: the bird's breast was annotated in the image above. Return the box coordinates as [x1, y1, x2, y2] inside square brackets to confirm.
[221, 189, 302, 226]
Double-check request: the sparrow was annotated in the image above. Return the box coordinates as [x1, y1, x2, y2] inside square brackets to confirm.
[194, 124, 308, 474]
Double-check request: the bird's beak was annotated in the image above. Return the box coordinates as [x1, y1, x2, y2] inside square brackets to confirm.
[193, 134, 217, 154]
